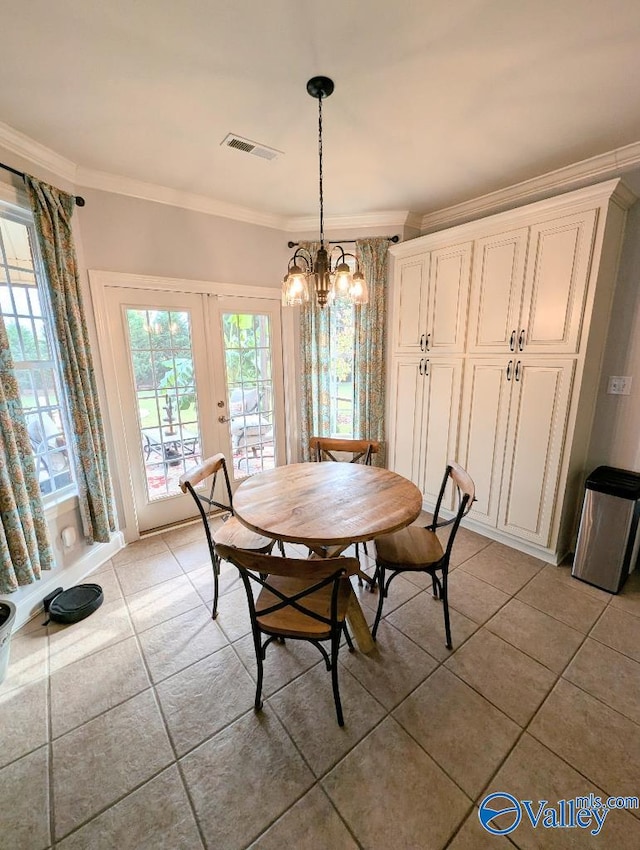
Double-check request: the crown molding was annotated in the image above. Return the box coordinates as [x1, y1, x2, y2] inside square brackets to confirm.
[419, 140, 640, 233]
[284, 209, 415, 234]
[0, 120, 77, 183]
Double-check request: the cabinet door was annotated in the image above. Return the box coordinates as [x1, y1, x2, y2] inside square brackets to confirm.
[467, 229, 528, 354]
[388, 357, 424, 487]
[519, 209, 597, 353]
[498, 359, 575, 545]
[425, 243, 471, 354]
[458, 359, 512, 527]
[392, 254, 430, 354]
[419, 357, 463, 508]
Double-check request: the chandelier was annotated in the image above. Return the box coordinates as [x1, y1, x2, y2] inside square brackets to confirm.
[282, 76, 368, 309]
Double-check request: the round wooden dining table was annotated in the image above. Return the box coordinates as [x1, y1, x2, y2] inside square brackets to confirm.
[233, 462, 423, 652]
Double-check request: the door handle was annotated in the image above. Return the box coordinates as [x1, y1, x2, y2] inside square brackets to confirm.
[509, 330, 516, 352]
[425, 333, 430, 351]
[506, 360, 513, 381]
[515, 360, 521, 381]
[218, 415, 231, 423]
[419, 358, 424, 375]
[518, 329, 525, 351]
[420, 333, 425, 351]
[424, 358, 429, 376]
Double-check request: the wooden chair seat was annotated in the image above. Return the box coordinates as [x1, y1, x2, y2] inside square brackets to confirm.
[213, 515, 273, 553]
[256, 575, 352, 639]
[375, 525, 444, 568]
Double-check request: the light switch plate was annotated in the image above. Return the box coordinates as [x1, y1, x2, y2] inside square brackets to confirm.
[607, 376, 632, 395]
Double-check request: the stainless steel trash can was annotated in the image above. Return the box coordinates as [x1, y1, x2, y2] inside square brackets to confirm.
[572, 466, 640, 593]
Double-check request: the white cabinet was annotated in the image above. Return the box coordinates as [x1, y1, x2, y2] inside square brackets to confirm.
[392, 242, 471, 354]
[388, 179, 632, 562]
[389, 356, 462, 508]
[459, 358, 574, 547]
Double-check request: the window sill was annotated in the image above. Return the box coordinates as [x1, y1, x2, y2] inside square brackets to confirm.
[43, 488, 79, 521]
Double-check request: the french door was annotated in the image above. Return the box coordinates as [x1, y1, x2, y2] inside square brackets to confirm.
[102, 287, 285, 533]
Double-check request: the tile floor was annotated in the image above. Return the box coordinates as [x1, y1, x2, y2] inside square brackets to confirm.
[2, 517, 640, 849]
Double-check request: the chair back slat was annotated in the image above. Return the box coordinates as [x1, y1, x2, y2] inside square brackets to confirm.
[215, 543, 359, 580]
[310, 436, 380, 465]
[179, 453, 234, 515]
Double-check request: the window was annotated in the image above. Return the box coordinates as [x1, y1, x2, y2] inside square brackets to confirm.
[0, 206, 74, 497]
[328, 251, 357, 437]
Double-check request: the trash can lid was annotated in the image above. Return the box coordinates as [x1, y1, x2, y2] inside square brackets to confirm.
[586, 466, 640, 499]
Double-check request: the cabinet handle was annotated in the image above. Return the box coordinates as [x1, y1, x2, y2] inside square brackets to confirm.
[506, 360, 513, 381]
[515, 360, 521, 381]
[425, 333, 430, 351]
[420, 333, 425, 351]
[509, 330, 516, 352]
[424, 358, 429, 376]
[419, 358, 424, 375]
[518, 329, 525, 351]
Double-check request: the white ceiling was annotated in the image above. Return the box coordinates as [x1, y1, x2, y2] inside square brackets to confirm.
[2, 0, 640, 223]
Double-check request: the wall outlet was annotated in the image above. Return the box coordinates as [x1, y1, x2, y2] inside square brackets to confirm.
[607, 376, 632, 395]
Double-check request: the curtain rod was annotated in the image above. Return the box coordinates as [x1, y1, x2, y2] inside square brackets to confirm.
[0, 161, 86, 207]
[287, 234, 399, 249]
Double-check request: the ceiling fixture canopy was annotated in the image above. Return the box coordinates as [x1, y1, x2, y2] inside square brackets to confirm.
[282, 77, 368, 309]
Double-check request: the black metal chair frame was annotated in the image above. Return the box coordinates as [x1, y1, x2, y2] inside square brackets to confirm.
[215, 545, 358, 726]
[372, 463, 473, 649]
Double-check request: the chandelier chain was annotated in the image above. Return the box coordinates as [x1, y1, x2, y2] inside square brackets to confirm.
[318, 93, 324, 246]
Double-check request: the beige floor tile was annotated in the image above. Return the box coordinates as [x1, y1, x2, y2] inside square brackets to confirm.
[186, 559, 244, 605]
[323, 717, 470, 850]
[387, 590, 479, 661]
[114, 550, 184, 597]
[354, 571, 420, 616]
[3, 625, 48, 692]
[540, 563, 612, 602]
[269, 663, 386, 777]
[50, 636, 149, 738]
[52, 690, 174, 840]
[448, 808, 518, 848]
[138, 604, 227, 683]
[48, 598, 133, 674]
[232, 631, 324, 697]
[126, 573, 203, 634]
[87, 565, 123, 602]
[170, 538, 212, 572]
[444, 525, 494, 567]
[112, 536, 170, 567]
[340, 619, 438, 710]
[213, 586, 253, 642]
[0, 678, 48, 769]
[57, 765, 203, 850]
[249, 785, 359, 850]
[485, 598, 585, 673]
[156, 645, 256, 756]
[610, 568, 640, 619]
[445, 629, 556, 726]
[590, 604, 640, 662]
[516, 569, 606, 633]
[486, 733, 640, 848]
[0, 746, 50, 850]
[446, 569, 511, 624]
[162, 521, 205, 549]
[529, 678, 640, 809]
[394, 666, 520, 798]
[563, 638, 640, 724]
[180, 707, 314, 850]
[459, 542, 544, 595]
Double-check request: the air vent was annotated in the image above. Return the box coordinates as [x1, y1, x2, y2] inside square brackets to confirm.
[221, 134, 281, 161]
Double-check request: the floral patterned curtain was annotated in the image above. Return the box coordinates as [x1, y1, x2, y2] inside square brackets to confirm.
[25, 176, 115, 543]
[0, 316, 54, 592]
[298, 242, 332, 460]
[354, 238, 389, 466]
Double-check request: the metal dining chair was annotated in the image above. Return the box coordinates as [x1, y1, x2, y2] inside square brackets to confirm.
[215, 544, 359, 726]
[372, 461, 475, 649]
[179, 453, 277, 619]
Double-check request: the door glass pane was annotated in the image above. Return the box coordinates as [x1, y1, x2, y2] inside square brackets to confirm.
[126, 308, 201, 501]
[223, 312, 275, 479]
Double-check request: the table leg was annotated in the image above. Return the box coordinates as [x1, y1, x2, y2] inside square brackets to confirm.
[346, 590, 375, 654]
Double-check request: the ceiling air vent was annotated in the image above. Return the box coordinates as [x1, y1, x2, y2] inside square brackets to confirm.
[221, 134, 281, 161]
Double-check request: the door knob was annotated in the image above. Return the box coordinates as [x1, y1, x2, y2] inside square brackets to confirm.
[218, 415, 231, 423]
[217, 400, 225, 408]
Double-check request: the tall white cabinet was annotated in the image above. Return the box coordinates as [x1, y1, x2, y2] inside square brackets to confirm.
[387, 179, 634, 563]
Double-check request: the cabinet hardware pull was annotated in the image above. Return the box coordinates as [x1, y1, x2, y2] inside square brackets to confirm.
[509, 330, 516, 351]
[424, 358, 429, 376]
[515, 360, 521, 381]
[425, 333, 430, 351]
[420, 333, 425, 351]
[518, 329, 525, 351]
[419, 358, 423, 375]
[506, 360, 513, 381]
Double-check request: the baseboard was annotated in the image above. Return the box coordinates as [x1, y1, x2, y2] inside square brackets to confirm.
[9, 532, 126, 631]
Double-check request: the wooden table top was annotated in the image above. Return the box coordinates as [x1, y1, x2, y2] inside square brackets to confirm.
[233, 462, 423, 548]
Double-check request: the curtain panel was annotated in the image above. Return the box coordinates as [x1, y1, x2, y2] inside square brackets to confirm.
[26, 177, 115, 543]
[0, 316, 54, 592]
